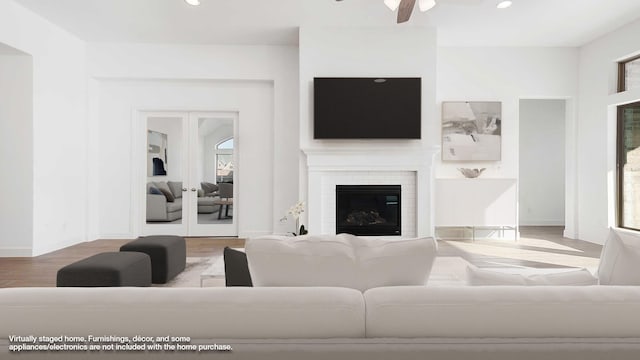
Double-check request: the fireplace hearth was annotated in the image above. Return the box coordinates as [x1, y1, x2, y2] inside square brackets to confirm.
[336, 185, 401, 236]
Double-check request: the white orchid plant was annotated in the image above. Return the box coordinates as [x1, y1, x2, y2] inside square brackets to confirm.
[280, 200, 307, 235]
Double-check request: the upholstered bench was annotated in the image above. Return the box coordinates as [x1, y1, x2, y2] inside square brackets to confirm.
[120, 235, 186, 284]
[56, 252, 152, 287]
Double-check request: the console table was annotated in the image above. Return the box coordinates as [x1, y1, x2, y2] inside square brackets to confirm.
[434, 178, 518, 240]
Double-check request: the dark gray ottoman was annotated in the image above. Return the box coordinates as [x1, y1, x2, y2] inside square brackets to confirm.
[120, 235, 186, 284]
[57, 252, 151, 287]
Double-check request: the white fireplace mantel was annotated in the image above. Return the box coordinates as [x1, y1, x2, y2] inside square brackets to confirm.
[302, 146, 440, 238]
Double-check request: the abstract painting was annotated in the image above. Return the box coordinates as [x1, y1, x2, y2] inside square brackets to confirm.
[442, 101, 501, 161]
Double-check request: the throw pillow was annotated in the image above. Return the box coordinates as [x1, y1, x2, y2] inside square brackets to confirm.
[598, 227, 640, 285]
[167, 181, 183, 199]
[154, 182, 175, 202]
[465, 266, 527, 286]
[354, 236, 438, 289]
[201, 182, 218, 194]
[224, 247, 253, 287]
[466, 265, 598, 286]
[246, 234, 358, 289]
[525, 269, 598, 285]
[149, 186, 163, 195]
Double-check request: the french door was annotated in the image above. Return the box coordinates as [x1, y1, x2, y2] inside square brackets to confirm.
[140, 111, 238, 237]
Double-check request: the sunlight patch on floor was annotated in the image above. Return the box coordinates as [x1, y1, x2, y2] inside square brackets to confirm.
[513, 237, 585, 252]
[443, 240, 600, 269]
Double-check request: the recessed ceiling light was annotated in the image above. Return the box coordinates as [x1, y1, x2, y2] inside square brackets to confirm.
[184, 0, 200, 6]
[496, 0, 512, 9]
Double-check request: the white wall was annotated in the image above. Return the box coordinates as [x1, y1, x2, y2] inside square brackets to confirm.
[0, 50, 33, 256]
[578, 18, 640, 244]
[87, 43, 298, 238]
[0, 0, 87, 256]
[519, 99, 566, 226]
[436, 47, 578, 237]
[94, 79, 273, 238]
[299, 27, 438, 149]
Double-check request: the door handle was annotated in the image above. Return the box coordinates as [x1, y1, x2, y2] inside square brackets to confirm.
[191, 188, 197, 192]
[182, 188, 187, 192]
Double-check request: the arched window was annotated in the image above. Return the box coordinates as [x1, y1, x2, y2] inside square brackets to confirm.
[215, 137, 233, 183]
[217, 138, 234, 150]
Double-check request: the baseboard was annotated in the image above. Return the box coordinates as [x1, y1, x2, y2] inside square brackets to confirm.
[97, 234, 138, 240]
[519, 220, 565, 226]
[32, 238, 86, 257]
[239, 230, 271, 239]
[0, 247, 32, 257]
[563, 228, 577, 239]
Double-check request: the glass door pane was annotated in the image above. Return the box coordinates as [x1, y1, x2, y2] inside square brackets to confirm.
[619, 102, 640, 230]
[144, 113, 188, 235]
[189, 113, 237, 236]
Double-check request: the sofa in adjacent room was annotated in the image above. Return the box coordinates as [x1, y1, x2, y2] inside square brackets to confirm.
[146, 181, 222, 221]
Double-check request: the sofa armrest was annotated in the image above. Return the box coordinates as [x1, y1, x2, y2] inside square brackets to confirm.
[146, 194, 168, 221]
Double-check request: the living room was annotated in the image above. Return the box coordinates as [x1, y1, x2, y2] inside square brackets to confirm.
[3, 0, 640, 358]
[3, 0, 639, 253]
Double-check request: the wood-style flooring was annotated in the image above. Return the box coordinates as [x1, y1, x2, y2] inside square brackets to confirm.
[0, 237, 244, 288]
[0, 227, 602, 288]
[438, 226, 602, 270]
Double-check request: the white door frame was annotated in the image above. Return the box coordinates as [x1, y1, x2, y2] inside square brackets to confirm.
[517, 97, 577, 238]
[134, 110, 239, 237]
[187, 111, 239, 236]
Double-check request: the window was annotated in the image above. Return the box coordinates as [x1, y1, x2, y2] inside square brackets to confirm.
[215, 137, 233, 183]
[217, 138, 233, 150]
[618, 102, 640, 230]
[618, 56, 640, 92]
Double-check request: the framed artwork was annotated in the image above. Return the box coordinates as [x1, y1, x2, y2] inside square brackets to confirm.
[442, 101, 501, 161]
[147, 130, 168, 176]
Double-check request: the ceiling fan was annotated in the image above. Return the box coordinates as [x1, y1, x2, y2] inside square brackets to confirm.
[384, 0, 494, 24]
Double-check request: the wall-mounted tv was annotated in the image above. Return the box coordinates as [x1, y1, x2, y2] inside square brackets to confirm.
[314, 77, 421, 139]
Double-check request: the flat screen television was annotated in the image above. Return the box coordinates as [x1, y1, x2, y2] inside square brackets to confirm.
[313, 77, 421, 139]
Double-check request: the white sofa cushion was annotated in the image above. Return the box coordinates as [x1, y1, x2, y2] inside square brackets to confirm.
[466, 266, 598, 286]
[465, 266, 527, 285]
[355, 236, 438, 290]
[364, 286, 640, 338]
[598, 227, 640, 285]
[246, 234, 359, 289]
[0, 287, 365, 339]
[245, 234, 437, 291]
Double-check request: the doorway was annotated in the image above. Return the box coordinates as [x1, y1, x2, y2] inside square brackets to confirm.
[518, 99, 566, 227]
[141, 111, 238, 237]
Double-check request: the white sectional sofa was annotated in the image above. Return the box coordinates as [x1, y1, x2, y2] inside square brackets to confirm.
[2, 286, 640, 359]
[3, 229, 640, 359]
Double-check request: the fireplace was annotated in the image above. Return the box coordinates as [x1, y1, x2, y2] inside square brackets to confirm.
[336, 185, 401, 236]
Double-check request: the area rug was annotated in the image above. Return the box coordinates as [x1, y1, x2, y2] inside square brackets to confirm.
[154, 257, 224, 288]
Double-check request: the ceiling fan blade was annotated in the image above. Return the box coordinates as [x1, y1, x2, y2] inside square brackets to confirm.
[397, 0, 416, 23]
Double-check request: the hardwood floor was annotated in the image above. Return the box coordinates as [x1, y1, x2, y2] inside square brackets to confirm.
[0, 237, 244, 288]
[0, 227, 602, 288]
[438, 226, 602, 269]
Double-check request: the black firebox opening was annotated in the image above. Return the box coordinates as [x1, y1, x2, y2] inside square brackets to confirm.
[336, 185, 401, 236]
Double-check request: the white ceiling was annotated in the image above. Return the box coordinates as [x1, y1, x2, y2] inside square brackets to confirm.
[13, 0, 640, 47]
